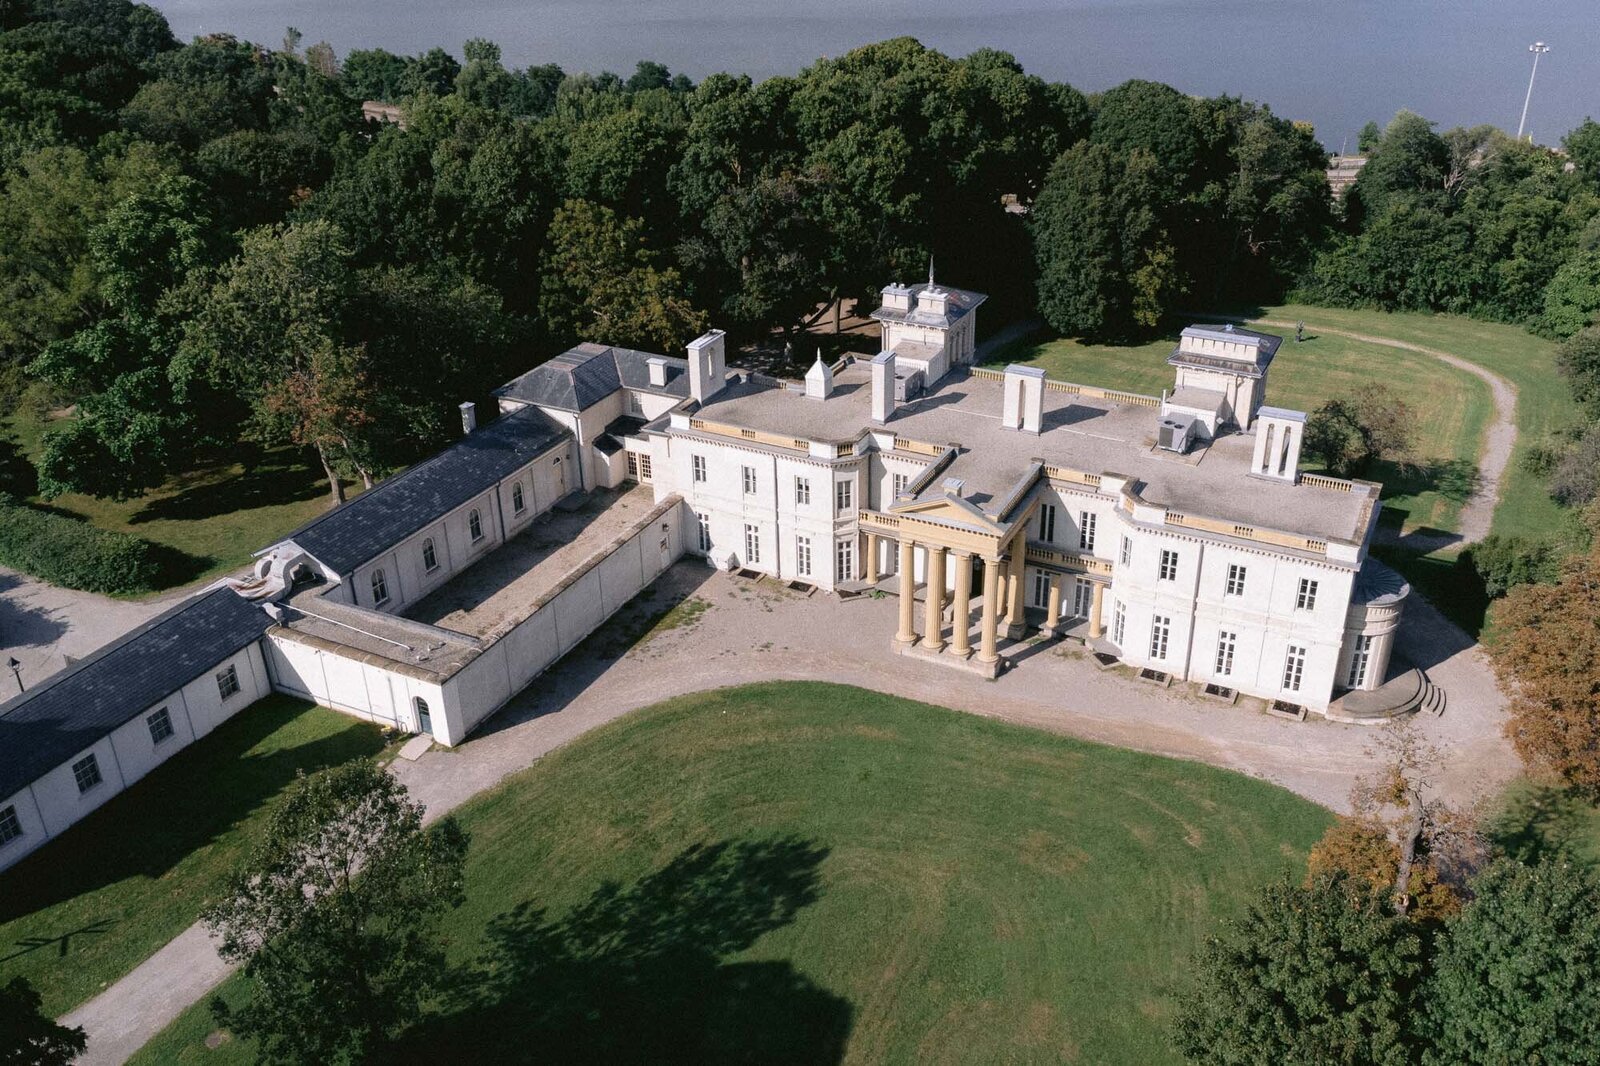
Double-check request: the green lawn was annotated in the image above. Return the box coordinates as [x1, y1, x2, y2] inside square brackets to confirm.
[991, 322, 1492, 538]
[137, 682, 1330, 1065]
[1, 408, 340, 593]
[0, 697, 386, 1016]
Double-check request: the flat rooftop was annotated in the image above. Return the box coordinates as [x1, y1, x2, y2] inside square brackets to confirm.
[275, 589, 482, 680]
[690, 365, 1373, 543]
[404, 485, 659, 638]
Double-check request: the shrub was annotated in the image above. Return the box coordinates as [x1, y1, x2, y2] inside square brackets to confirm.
[1460, 534, 1561, 598]
[0, 494, 162, 594]
[1550, 423, 1600, 508]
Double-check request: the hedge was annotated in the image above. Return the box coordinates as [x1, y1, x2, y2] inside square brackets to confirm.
[0, 494, 162, 595]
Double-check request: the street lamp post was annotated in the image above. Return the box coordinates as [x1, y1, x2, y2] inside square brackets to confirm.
[6, 657, 21, 694]
[1517, 42, 1550, 142]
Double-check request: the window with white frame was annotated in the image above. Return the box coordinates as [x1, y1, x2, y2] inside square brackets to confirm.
[835, 479, 854, 512]
[1158, 549, 1179, 581]
[1347, 634, 1373, 688]
[0, 805, 20, 847]
[511, 481, 526, 514]
[217, 664, 241, 700]
[1149, 615, 1171, 660]
[1225, 563, 1247, 596]
[1038, 503, 1056, 543]
[1112, 600, 1126, 646]
[796, 535, 812, 576]
[835, 538, 854, 582]
[1282, 645, 1307, 692]
[422, 538, 438, 573]
[892, 472, 909, 497]
[469, 509, 484, 542]
[794, 476, 810, 505]
[744, 524, 761, 563]
[692, 454, 707, 483]
[695, 511, 711, 553]
[1119, 536, 1132, 566]
[628, 390, 643, 415]
[1296, 578, 1319, 611]
[626, 452, 653, 481]
[1031, 571, 1052, 609]
[1078, 511, 1096, 551]
[743, 466, 758, 495]
[147, 707, 174, 745]
[1072, 578, 1093, 618]
[1214, 631, 1237, 676]
[371, 568, 390, 606]
[72, 753, 102, 793]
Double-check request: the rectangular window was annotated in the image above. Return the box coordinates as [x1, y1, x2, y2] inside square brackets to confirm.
[1347, 634, 1373, 688]
[72, 753, 102, 794]
[1149, 615, 1171, 660]
[696, 511, 711, 553]
[147, 707, 174, 745]
[1112, 600, 1126, 646]
[835, 539, 854, 582]
[626, 452, 652, 481]
[628, 391, 643, 415]
[794, 476, 810, 505]
[217, 664, 241, 700]
[1215, 631, 1237, 677]
[892, 472, 909, 497]
[0, 805, 20, 847]
[1119, 536, 1132, 566]
[692, 454, 707, 483]
[1031, 571, 1052, 609]
[835, 479, 854, 512]
[422, 540, 439, 573]
[1158, 549, 1179, 581]
[796, 535, 812, 576]
[1225, 564, 1247, 597]
[1072, 578, 1093, 618]
[744, 524, 761, 563]
[637, 454, 652, 481]
[743, 465, 757, 495]
[1297, 578, 1319, 611]
[1283, 645, 1307, 692]
[1078, 511, 1096, 551]
[1038, 503, 1057, 543]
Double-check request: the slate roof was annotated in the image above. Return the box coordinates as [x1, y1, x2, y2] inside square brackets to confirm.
[870, 283, 989, 329]
[0, 588, 272, 802]
[282, 406, 569, 576]
[1168, 325, 1283, 378]
[496, 344, 689, 413]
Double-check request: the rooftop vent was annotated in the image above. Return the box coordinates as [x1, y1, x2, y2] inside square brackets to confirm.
[1157, 414, 1197, 454]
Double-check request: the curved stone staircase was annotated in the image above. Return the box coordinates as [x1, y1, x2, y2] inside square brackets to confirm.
[1326, 666, 1445, 725]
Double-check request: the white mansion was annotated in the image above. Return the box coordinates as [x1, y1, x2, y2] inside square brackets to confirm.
[0, 272, 1410, 872]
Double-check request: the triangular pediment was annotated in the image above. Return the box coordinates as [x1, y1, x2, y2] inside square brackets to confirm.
[890, 494, 1007, 534]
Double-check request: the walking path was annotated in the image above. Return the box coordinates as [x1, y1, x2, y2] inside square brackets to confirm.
[1248, 317, 1518, 551]
[62, 562, 1517, 1063]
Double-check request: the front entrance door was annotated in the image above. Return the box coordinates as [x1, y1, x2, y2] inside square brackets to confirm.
[414, 697, 433, 736]
[1072, 578, 1093, 619]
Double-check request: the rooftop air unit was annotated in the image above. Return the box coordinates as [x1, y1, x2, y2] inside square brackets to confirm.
[1157, 414, 1197, 455]
[894, 369, 925, 403]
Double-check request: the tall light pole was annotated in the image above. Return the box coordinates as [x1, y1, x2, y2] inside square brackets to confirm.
[1517, 42, 1550, 142]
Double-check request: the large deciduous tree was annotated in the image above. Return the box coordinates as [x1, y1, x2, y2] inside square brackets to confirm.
[1302, 385, 1414, 478]
[0, 976, 86, 1066]
[1174, 875, 1424, 1065]
[203, 762, 467, 1065]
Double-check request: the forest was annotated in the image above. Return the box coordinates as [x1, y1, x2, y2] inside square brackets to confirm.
[3, 0, 1599, 511]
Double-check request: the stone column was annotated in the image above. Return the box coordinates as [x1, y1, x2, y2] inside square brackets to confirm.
[895, 538, 917, 645]
[864, 533, 879, 584]
[1089, 581, 1105, 639]
[950, 552, 973, 657]
[921, 545, 947, 651]
[1003, 536, 1026, 636]
[1043, 573, 1062, 637]
[978, 556, 1001, 664]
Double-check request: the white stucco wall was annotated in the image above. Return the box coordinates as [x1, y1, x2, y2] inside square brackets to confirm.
[264, 633, 446, 736]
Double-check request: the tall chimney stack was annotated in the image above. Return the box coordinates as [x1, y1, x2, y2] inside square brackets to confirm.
[459, 401, 477, 435]
[870, 350, 897, 424]
[687, 330, 727, 403]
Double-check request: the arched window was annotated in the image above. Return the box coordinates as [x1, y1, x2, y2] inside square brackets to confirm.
[421, 538, 438, 573]
[413, 696, 432, 734]
[371, 568, 390, 605]
[469, 509, 484, 542]
[511, 482, 526, 515]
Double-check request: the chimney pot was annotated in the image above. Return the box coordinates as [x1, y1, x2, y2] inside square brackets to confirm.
[459, 401, 477, 435]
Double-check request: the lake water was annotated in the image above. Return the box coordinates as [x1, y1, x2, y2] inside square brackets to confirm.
[151, 0, 1598, 150]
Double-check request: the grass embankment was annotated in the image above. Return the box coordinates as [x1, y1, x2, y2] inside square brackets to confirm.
[0, 698, 386, 1016]
[138, 682, 1330, 1065]
[1, 408, 336, 593]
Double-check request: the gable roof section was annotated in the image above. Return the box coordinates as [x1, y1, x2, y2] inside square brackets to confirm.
[496, 344, 688, 413]
[0, 588, 272, 802]
[283, 405, 569, 575]
[871, 283, 990, 329]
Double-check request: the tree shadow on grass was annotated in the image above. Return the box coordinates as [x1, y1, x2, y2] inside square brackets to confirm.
[1374, 457, 1480, 507]
[1484, 782, 1600, 870]
[398, 836, 852, 1065]
[0, 698, 385, 930]
[128, 448, 325, 526]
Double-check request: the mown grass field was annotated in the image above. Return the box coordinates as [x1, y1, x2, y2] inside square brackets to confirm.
[137, 682, 1330, 1065]
[990, 320, 1493, 538]
[1, 408, 339, 592]
[0, 698, 386, 1016]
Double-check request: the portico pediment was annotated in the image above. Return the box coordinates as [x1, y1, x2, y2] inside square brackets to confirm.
[889, 493, 1007, 536]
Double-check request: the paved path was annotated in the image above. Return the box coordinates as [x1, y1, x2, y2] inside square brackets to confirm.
[0, 569, 169, 695]
[1248, 317, 1519, 551]
[63, 563, 1517, 1063]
